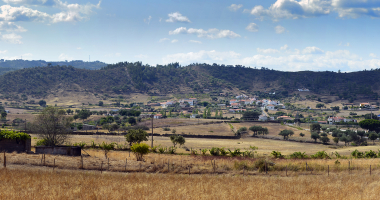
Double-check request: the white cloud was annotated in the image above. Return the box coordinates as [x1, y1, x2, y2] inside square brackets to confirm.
[257, 48, 280, 54]
[189, 40, 202, 44]
[275, 25, 286, 34]
[0, 50, 7, 54]
[0, 1, 101, 23]
[162, 50, 240, 64]
[159, 38, 169, 42]
[370, 53, 377, 58]
[169, 27, 241, 39]
[280, 44, 289, 50]
[1, 33, 22, 43]
[144, 16, 152, 24]
[302, 46, 324, 54]
[58, 53, 72, 60]
[166, 12, 191, 23]
[76, 47, 81, 50]
[248, 0, 380, 20]
[0, 21, 26, 32]
[135, 54, 148, 59]
[171, 39, 178, 43]
[246, 23, 259, 32]
[228, 4, 243, 11]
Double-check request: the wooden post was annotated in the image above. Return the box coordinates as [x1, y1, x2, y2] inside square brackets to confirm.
[189, 166, 190, 176]
[80, 156, 83, 169]
[3, 155, 5, 168]
[151, 116, 154, 148]
[44, 154, 45, 166]
[101, 161, 103, 173]
[265, 160, 267, 174]
[243, 166, 245, 176]
[125, 158, 127, 172]
[286, 165, 288, 177]
[328, 165, 329, 176]
[349, 161, 350, 174]
[306, 162, 307, 171]
[53, 159, 55, 171]
[370, 165, 372, 175]
[108, 158, 110, 170]
[168, 160, 170, 172]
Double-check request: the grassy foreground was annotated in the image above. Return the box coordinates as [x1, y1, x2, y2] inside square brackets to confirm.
[0, 167, 379, 199]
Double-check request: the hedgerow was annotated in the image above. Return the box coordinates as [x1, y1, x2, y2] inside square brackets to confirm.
[0, 130, 30, 141]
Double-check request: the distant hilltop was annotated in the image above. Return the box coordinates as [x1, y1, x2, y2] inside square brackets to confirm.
[0, 59, 108, 75]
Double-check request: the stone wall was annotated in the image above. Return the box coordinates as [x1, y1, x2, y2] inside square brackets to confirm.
[0, 138, 31, 153]
[35, 146, 81, 156]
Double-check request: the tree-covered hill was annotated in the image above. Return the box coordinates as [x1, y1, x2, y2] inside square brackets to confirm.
[0, 61, 379, 101]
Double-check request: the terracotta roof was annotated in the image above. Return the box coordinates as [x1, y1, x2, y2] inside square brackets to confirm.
[267, 104, 275, 107]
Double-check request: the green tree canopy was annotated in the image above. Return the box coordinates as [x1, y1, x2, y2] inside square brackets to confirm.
[359, 119, 380, 132]
[124, 129, 148, 146]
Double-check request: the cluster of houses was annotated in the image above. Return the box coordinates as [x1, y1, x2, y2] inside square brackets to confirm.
[228, 96, 285, 111]
[327, 117, 357, 124]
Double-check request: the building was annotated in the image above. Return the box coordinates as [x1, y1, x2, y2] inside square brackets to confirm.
[154, 114, 163, 119]
[266, 104, 276, 110]
[298, 88, 310, 92]
[259, 115, 268, 121]
[360, 103, 370, 107]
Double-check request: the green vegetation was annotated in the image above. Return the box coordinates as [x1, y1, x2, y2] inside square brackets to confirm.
[0, 130, 30, 141]
[131, 143, 150, 161]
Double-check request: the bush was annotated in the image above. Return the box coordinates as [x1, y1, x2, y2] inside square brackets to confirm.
[254, 159, 275, 172]
[162, 127, 171, 131]
[36, 139, 48, 146]
[365, 150, 377, 158]
[311, 151, 330, 159]
[351, 149, 364, 158]
[73, 141, 86, 148]
[168, 146, 177, 154]
[0, 130, 31, 141]
[209, 147, 220, 156]
[201, 149, 208, 155]
[158, 146, 167, 154]
[228, 149, 242, 157]
[289, 152, 308, 159]
[271, 151, 284, 159]
[131, 143, 150, 161]
[219, 147, 228, 156]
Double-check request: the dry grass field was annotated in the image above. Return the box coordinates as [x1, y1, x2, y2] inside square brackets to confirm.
[2, 153, 380, 199]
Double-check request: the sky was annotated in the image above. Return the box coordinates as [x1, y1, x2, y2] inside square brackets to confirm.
[0, 0, 380, 72]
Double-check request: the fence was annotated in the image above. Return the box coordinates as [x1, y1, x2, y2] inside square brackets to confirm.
[0, 151, 379, 177]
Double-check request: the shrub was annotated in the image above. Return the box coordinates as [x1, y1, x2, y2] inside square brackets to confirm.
[271, 151, 284, 159]
[90, 140, 97, 148]
[209, 147, 220, 156]
[365, 150, 377, 158]
[219, 147, 228, 156]
[150, 145, 159, 153]
[289, 152, 308, 159]
[163, 127, 171, 131]
[168, 146, 177, 154]
[170, 134, 186, 147]
[36, 139, 48, 146]
[0, 130, 31, 141]
[228, 149, 242, 157]
[201, 149, 208, 155]
[73, 141, 86, 148]
[131, 143, 150, 161]
[158, 146, 167, 154]
[311, 151, 330, 159]
[351, 149, 364, 158]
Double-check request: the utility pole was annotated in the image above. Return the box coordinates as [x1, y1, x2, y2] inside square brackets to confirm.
[151, 115, 154, 148]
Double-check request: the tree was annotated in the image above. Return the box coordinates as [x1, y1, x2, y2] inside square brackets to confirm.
[131, 143, 150, 161]
[1, 111, 6, 119]
[128, 117, 137, 125]
[339, 135, 349, 146]
[310, 123, 321, 134]
[77, 123, 83, 130]
[38, 100, 47, 107]
[279, 130, 293, 140]
[316, 103, 324, 110]
[30, 107, 73, 146]
[124, 129, 148, 146]
[98, 101, 104, 106]
[311, 133, 320, 142]
[299, 133, 305, 137]
[368, 132, 378, 145]
[319, 136, 330, 144]
[170, 134, 186, 147]
[77, 109, 91, 122]
[333, 137, 339, 145]
[359, 119, 380, 132]
[66, 109, 72, 115]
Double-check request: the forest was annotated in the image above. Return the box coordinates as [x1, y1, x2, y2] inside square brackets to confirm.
[0, 61, 378, 100]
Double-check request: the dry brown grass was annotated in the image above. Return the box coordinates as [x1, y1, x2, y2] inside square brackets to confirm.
[1, 163, 380, 199]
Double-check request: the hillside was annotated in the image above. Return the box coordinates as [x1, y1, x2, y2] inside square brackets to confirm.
[0, 60, 107, 74]
[0, 61, 378, 102]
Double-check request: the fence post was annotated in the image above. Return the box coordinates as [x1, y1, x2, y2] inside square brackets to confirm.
[189, 166, 190, 176]
[108, 158, 110, 170]
[328, 165, 329, 176]
[306, 162, 307, 171]
[53, 159, 55, 171]
[265, 160, 267, 174]
[168, 160, 170, 172]
[3, 154, 5, 168]
[125, 158, 127, 172]
[286, 165, 287, 177]
[370, 165, 372, 175]
[43, 154, 45, 166]
[101, 161, 103, 173]
[80, 156, 83, 169]
[349, 161, 350, 174]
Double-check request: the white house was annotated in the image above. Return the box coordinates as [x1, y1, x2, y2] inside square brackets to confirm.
[298, 88, 310, 92]
[266, 104, 276, 110]
[236, 94, 248, 99]
[154, 114, 163, 119]
[180, 98, 196, 106]
[230, 99, 239, 104]
[230, 103, 240, 108]
[259, 115, 268, 121]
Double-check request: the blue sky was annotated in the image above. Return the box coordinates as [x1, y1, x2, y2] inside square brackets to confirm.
[0, 0, 380, 72]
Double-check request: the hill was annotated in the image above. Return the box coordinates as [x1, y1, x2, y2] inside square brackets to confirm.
[0, 59, 107, 74]
[0, 61, 378, 102]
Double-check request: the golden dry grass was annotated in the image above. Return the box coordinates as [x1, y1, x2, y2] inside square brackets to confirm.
[1, 164, 380, 199]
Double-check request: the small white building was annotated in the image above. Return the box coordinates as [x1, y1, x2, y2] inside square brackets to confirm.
[259, 115, 268, 121]
[154, 114, 163, 119]
[266, 104, 276, 111]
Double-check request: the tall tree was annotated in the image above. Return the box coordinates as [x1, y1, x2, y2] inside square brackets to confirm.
[30, 107, 73, 146]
